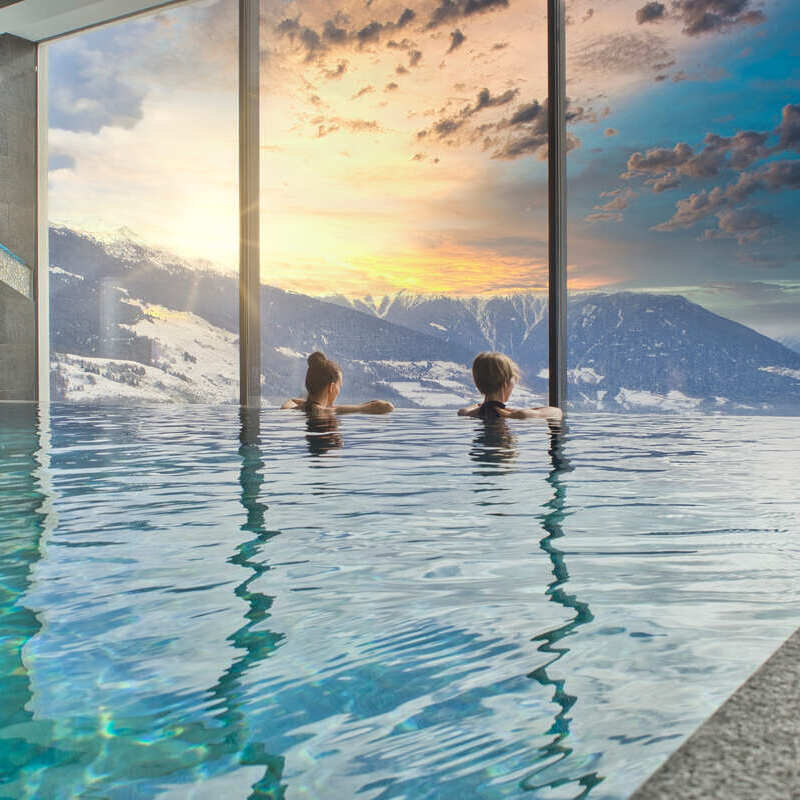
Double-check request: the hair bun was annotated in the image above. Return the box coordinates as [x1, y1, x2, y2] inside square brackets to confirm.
[308, 351, 327, 367]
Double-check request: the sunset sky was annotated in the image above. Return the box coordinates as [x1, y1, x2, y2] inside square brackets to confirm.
[47, 0, 800, 339]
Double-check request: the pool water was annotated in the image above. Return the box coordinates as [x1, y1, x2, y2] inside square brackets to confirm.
[1, 404, 798, 799]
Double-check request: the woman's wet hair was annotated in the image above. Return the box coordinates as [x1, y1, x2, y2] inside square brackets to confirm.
[305, 351, 342, 396]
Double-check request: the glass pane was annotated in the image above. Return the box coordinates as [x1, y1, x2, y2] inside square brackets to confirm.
[260, 0, 549, 411]
[567, 1, 800, 413]
[48, 0, 239, 403]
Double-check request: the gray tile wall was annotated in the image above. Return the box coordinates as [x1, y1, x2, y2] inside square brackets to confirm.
[0, 33, 37, 400]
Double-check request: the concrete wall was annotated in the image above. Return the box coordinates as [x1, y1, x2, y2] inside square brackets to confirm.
[0, 33, 37, 400]
[0, 280, 34, 400]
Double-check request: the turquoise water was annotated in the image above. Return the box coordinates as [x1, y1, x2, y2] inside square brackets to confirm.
[1, 405, 799, 800]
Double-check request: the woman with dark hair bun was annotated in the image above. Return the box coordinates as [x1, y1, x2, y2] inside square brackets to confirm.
[281, 351, 394, 415]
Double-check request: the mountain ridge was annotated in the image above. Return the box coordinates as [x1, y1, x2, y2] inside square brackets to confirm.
[48, 226, 800, 412]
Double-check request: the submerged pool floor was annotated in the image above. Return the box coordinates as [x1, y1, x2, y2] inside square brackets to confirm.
[1, 405, 798, 799]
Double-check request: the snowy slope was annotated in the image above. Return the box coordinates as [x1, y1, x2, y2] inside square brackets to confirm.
[53, 301, 238, 404]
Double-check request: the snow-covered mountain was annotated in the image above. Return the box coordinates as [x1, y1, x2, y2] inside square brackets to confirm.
[327, 291, 548, 366]
[49, 227, 800, 412]
[327, 289, 800, 412]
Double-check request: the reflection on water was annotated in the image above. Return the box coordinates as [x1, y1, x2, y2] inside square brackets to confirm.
[0, 407, 798, 799]
[525, 424, 601, 797]
[203, 408, 286, 797]
[469, 419, 602, 796]
[0, 405, 50, 788]
[305, 412, 343, 457]
[469, 419, 518, 471]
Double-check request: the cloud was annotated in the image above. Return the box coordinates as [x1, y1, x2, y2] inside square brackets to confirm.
[586, 188, 637, 222]
[396, 8, 416, 27]
[674, 0, 765, 37]
[776, 104, 800, 152]
[357, 21, 384, 46]
[352, 85, 374, 99]
[624, 129, 770, 184]
[585, 211, 624, 223]
[385, 82, 400, 91]
[447, 29, 466, 54]
[625, 144, 693, 176]
[323, 60, 348, 79]
[575, 32, 674, 76]
[760, 160, 800, 190]
[474, 87, 518, 111]
[421, 87, 520, 140]
[702, 207, 776, 243]
[276, 7, 420, 62]
[636, 2, 666, 24]
[618, 106, 800, 230]
[489, 98, 591, 160]
[426, 0, 510, 30]
[322, 19, 348, 44]
[508, 101, 542, 126]
[646, 174, 682, 192]
[275, 18, 326, 62]
[654, 160, 800, 231]
[341, 118, 381, 132]
[433, 117, 465, 137]
[49, 37, 146, 133]
[635, 0, 766, 36]
[385, 37, 421, 63]
[493, 131, 581, 161]
[596, 188, 637, 211]
[313, 116, 382, 137]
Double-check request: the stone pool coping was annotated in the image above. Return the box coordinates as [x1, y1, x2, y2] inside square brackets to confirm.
[629, 626, 800, 799]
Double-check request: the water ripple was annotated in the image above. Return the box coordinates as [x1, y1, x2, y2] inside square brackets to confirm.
[0, 405, 798, 799]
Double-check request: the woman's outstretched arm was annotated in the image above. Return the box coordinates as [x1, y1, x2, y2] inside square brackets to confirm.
[334, 400, 394, 415]
[506, 406, 563, 420]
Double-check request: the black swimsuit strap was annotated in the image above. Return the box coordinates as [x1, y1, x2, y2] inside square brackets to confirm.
[478, 400, 506, 420]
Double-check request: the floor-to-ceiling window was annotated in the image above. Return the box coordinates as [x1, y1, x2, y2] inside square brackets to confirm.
[565, 0, 800, 414]
[42, 0, 800, 413]
[48, 0, 239, 403]
[257, 0, 549, 408]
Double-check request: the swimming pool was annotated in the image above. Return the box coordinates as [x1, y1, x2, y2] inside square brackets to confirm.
[1, 404, 798, 799]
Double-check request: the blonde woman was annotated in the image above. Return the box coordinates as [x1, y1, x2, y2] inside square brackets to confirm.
[458, 352, 562, 421]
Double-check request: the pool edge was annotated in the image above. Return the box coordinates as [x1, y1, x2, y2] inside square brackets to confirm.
[629, 625, 800, 799]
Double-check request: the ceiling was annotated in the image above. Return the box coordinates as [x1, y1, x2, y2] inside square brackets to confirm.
[0, 0, 186, 42]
